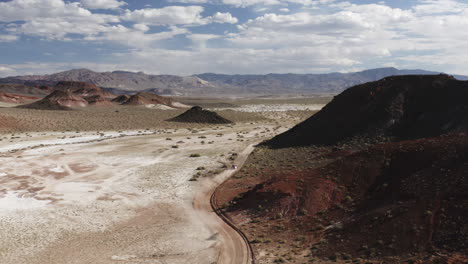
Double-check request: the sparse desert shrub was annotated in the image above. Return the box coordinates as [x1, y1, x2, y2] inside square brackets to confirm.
[273, 257, 285, 263]
[251, 238, 263, 243]
[190, 153, 201, 157]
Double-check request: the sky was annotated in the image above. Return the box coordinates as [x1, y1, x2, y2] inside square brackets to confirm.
[0, 0, 468, 77]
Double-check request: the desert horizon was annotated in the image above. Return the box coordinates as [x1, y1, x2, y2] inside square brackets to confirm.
[1, 0, 467, 263]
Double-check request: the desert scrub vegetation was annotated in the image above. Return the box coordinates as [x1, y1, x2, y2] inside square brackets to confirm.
[189, 153, 201, 157]
[0, 105, 266, 133]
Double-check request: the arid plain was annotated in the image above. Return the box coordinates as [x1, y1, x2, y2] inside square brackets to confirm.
[0, 98, 325, 264]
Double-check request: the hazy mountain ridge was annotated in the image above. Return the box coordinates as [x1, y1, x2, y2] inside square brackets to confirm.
[1, 67, 467, 95]
[0, 69, 214, 95]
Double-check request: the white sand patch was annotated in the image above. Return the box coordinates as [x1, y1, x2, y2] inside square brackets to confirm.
[0, 172, 7, 177]
[0, 102, 16, 107]
[53, 182, 97, 201]
[49, 166, 65, 173]
[0, 130, 156, 153]
[0, 124, 285, 264]
[111, 255, 137, 261]
[144, 104, 173, 110]
[172, 102, 191, 108]
[212, 104, 325, 112]
[0, 191, 50, 211]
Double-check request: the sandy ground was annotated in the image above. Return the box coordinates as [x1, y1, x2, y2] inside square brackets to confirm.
[0, 123, 286, 264]
[211, 104, 325, 113]
[0, 102, 16, 108]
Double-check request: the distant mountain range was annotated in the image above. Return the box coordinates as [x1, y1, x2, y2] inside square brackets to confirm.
[1, 67, 467, 96]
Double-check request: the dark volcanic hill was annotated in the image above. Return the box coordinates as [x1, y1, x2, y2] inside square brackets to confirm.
[2, 67, 467, 95]
[18, 90, 88, 110]
[167, 106, 232, 124]
[267, 74, 468, 148]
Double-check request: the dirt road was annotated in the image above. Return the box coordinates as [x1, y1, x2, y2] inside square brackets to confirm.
[193, 144, 255, 264]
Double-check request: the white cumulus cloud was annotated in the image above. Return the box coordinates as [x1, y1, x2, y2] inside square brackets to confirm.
[122, 6, 238, 26]
[210, 12, 238, 24]
[122, 6, 207, 25]
[0, 0, 92, 22]
[80, 0, 127, 9]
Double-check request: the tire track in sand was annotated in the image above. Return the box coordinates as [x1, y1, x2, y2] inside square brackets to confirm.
[193, 144, 255, 264]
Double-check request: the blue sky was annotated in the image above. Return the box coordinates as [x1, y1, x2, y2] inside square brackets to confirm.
[0, 0, 467, 76]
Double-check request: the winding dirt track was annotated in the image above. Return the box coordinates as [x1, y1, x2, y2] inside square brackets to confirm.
[193, 144, 255, 264]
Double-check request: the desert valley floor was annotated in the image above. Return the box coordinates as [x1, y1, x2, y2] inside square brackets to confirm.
[0, 99, 321, 264]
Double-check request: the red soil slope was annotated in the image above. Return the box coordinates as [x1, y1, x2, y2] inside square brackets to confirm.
[311, 133, 468, 259]
[228, 133, 468, 262]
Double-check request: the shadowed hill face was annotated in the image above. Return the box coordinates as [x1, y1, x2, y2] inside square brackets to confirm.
[111, 94, 131, 104]
[168, 106, 233, 124]
[266, 74, 468, 148]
